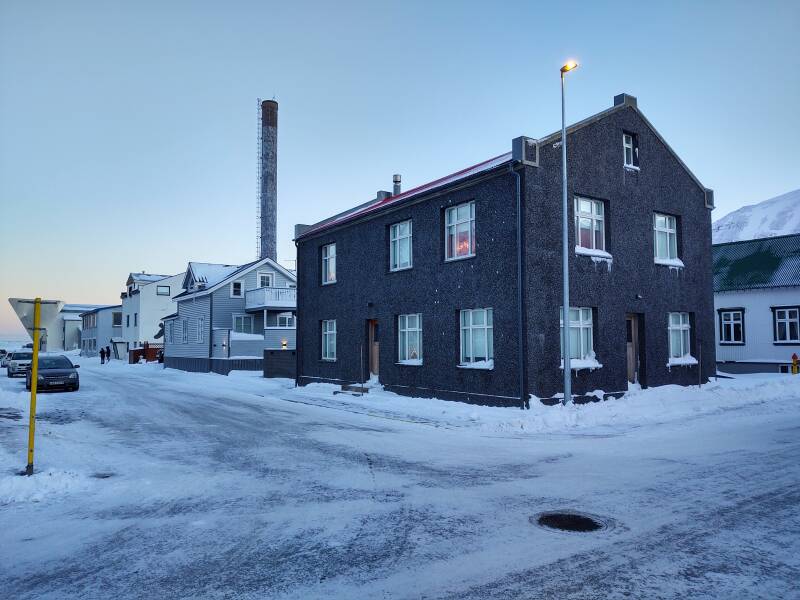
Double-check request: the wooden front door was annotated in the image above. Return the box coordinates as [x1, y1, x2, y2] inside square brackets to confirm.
[626, 314, 639, 384]
[368, 319, 379, 376]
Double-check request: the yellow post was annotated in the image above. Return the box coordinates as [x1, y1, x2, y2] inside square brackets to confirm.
[25, 298, 41, 476]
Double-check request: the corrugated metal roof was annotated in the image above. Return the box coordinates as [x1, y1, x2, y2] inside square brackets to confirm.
[713, 233, 800, 292]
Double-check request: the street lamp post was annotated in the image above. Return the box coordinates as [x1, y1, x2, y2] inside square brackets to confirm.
[560, 60, 578, 406]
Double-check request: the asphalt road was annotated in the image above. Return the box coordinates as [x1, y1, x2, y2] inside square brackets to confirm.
[1, 364, 799, 599]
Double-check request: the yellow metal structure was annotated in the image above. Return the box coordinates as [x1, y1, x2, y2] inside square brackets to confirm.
[25, 298, 41, 476]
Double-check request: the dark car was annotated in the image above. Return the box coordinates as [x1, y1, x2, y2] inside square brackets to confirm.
[26, 355, 80, 392]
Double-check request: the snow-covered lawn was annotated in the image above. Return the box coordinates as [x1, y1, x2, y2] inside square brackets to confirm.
[1, 359, 799, 599]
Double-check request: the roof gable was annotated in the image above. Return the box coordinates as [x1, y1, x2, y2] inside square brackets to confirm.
[175, 257, 296, 300]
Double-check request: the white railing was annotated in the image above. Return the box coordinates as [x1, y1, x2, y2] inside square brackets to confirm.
[245, 286, 297, 309]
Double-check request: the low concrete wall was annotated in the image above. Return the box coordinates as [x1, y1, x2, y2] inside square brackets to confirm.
[264, 349, 296, 378]
[716, 361, 792, 375]
[165, 356, 262, 375]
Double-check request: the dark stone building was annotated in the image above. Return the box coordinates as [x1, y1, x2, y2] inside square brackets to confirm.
[294, 94, 716, 406]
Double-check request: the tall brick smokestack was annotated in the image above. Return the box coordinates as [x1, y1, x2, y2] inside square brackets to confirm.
[260, 100, 278, 261]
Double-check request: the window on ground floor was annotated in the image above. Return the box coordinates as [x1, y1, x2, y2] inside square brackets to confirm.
[322, 320, 336, 360]
[398, 313, 422, 363]
[277, 312, 296, 328]
[773, 306, 800, 343]
[719, 309, 744, 344]
[560, 307, 594, 360]
[459, 308, 493, 366]
[668, 312, 691, 359]
[233, 314, 254, 334]
[197, 316, 204, 343]
[181, 319, 189, 344]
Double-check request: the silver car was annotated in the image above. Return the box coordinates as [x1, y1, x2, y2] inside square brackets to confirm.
[6, 351, 33, 377]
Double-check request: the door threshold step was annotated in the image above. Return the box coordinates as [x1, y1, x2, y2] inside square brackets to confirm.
[339, 384, 369, 394]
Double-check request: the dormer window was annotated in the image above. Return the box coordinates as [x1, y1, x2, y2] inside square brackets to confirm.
[230, 281, 243, 298]
[623, 132, 639, 168]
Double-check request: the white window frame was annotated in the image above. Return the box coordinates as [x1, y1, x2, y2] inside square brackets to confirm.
[398, 313, 422, 363]
[257, 271, 274, 288]
[230, 280, 244, 298]
[165, 322, 173, 344]
[156, 285, 170, 296]
[668, 312, 691, 359]
[560, 307, 594, 360]
[459, 308, 493, 366]
[322, 243, 336, 285]
[574, 198, 605, 252]
[774, 307, 800, 343]
[719, 310, 744, 344]
[322, 319, 336, 361]
[197, 316, 204, 344]
[277, 312, 296, 328]
[390, 220, 413, 271]
[654, 213, 679, 261]
[623, 132, 639, 168]
[445, 201, 476, 261]
[233, 314, 254, 334]
[181, 319, 189, 344]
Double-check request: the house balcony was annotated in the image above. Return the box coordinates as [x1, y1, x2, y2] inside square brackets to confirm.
[245, 286, 297, 311]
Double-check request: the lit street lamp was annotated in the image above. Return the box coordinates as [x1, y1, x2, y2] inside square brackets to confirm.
[560, 59, 579, 405]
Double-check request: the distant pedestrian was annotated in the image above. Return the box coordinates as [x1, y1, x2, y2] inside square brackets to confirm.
[106, 346, 112, 363]
[99, 347, 106, 364]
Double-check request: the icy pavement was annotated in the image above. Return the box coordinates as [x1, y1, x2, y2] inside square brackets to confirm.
[1, 360, 799, 599]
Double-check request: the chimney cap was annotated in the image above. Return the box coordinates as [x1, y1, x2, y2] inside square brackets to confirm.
[614, 93, 637, 108]
[393, 174, 401, 183]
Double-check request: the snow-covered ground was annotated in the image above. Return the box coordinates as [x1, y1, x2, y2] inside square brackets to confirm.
[1, 359, 799, 599]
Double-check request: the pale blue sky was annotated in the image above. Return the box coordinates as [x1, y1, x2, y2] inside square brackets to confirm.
[1, 0, 798, 335]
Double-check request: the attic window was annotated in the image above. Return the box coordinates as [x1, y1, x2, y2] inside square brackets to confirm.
[623, 132, 639, 169]
[231, 281, 243, 298]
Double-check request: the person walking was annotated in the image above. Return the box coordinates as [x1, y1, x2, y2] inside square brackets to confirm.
[99, 346, 106, 364]
[105, 345, 112, 363]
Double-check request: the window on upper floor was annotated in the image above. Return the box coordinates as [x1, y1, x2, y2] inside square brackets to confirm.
[398, 313, 422, 364]
[134, 313, 138, 327]
[233, 314, 254, 334]
[574, 198, 606, 252]
[719, 309, 744, 344]
[560, 307, 595, 362]
[668, 312, 692, 359]
[126, 314, 130, 327]
[773, 307, 800, 343]
[623, 132, 639, 168]
[459, 308, 493, 367]
[112, 312, 122, 327]
[258, 272, 274, 288]
[322, 243, 336, 285]
[446, 201, 475, 261]
[156, 285, 170, 296]
[654, 213, 680, 264]
[390, 220, 413, 271]
[322, 320, 337, 360]
[231, 281, 243, 298]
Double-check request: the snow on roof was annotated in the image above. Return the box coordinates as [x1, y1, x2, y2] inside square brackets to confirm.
[712, 189, 800, 244]
[78, 304, 122, 317]
[296, 152, 512, 240]
[129, 272, 170, 283]
[62, 314, 83, 321]
[62, 304, 109, 313]
[189, 262, 242, 287]
[713, 233, 800, 292]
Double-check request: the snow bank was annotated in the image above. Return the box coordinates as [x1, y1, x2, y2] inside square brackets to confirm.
[0, 470, 90, 504]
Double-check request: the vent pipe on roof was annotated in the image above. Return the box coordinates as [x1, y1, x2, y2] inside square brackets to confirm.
[393, 174, 401, 195]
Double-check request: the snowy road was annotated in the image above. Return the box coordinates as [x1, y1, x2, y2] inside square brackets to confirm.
[1, 360, 799, 599]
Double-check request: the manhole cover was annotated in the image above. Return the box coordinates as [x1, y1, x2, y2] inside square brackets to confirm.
[533, 511, 605, 532]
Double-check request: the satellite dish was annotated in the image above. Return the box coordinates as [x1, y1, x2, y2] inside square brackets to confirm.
[8, 298, 65, 339]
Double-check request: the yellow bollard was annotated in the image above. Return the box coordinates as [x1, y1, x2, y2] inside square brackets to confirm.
[25, 298, 41, 476]
[792, 353, 798, 375]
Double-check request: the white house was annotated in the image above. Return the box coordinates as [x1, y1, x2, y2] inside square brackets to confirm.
[120, 271, 185, 349]
[714, 233, 800, 374]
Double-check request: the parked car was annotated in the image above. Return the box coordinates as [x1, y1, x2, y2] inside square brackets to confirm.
[6, 351, 33, 377]
[25, 355, 80, 392]
[0, 350, 14, 367]
[23, 343, 33, 348]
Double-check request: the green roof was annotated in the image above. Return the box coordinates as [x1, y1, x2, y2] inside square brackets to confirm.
[713, 233, 800, 292]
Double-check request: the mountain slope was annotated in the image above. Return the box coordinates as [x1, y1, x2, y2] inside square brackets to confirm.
[712, 189, 800, 243]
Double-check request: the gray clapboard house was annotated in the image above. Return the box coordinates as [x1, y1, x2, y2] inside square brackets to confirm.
[163, 257, 297, 373]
